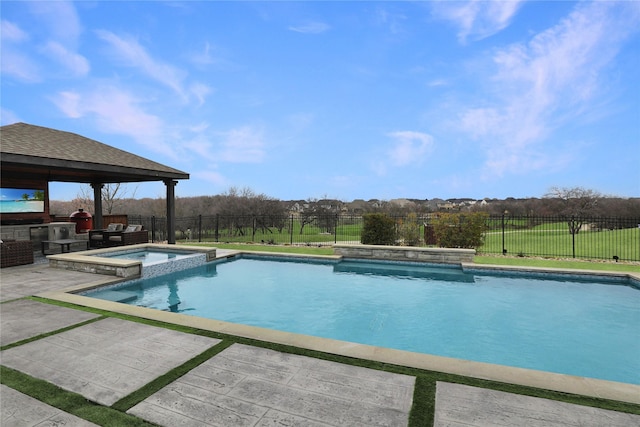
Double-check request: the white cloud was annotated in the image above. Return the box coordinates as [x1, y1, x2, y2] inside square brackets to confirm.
[191, 42, 217, 66]
[458, 1, 640, 178]
[193, 170, 230, 187]
[371, 130, 434, 176]
[1, 20, 29, 42]
[182, 125, 267, 164]
[182, 133, 214, 161]
[386, 131, 433, 166]
[55, 91, 83, 118]
[286, 113, 314, 132]
[188, 42, 237, 73]
[189, 122, 210, 134]
[427, 79, 448, 87]
[433, 0, 524, 43]
[180, 126, 244, 169]
[2, 5, 87, 81]
[288, 22, 330, 34]
[219, 126, 266, 163]
[0, 20, 40, 82]
[374, 7, 407, 34]
[0, 108, 21, 126]
[42, 41, 89, 77]
[96, 30, 187, 99]
[52, 86, 176, 158]
[189, 82, 213, 107]
[28, 1, 82, 45]
[0, 49, 41, 82]
[460, 108, 506, 139]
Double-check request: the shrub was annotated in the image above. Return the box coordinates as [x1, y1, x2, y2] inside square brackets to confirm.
[432, 212, 489, 249]
[361, 213, 396, 245]
[398, 213, 422, 246]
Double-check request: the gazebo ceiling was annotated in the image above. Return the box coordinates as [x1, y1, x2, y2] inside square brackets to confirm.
[1, 122, 189, 184]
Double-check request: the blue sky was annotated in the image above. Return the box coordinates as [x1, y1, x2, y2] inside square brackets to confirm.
[2, 1, 639, 202]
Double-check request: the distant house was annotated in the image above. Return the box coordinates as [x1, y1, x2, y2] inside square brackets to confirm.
[389, 198, 416, 209]
[345, 199, 369, 214]
[437, 201, 455, 210]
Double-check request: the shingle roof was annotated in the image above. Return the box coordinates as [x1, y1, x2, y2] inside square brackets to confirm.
[1, 122, 189, 182]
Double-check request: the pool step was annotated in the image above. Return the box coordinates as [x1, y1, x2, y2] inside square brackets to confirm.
[95, 290, 138, 303]
[334, 261, 476, 283]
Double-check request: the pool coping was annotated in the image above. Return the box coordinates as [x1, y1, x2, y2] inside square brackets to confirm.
[36, 249, 640, 406]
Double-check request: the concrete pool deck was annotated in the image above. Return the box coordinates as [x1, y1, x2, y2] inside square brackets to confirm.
[1, 252, 639, 426]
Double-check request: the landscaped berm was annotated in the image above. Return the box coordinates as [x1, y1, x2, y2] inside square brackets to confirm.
[1, 244, 638, 427]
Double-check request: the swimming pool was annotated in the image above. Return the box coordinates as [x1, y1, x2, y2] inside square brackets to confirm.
[83, 255, 640, 385]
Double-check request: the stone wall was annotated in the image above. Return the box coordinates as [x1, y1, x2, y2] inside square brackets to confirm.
[48, 257, 141, 278]
[1, 222, 79, 251]
[333, 244, 475, 264]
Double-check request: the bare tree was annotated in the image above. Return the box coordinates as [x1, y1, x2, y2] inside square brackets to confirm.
[79, 183, 138, 214]
[298, 198, 317, 235]
[213, 187, 287, 237]
[103, 183, 138, 214]
[50, 197, 92, 217]
[544, 186, 602, 234]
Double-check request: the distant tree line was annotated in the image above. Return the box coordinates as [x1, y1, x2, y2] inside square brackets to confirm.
[50, 185, 640, 221]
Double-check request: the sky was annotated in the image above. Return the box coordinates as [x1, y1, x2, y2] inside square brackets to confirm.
[2, 1, 639, 202]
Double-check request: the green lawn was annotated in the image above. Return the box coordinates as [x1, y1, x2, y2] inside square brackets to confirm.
[186, 242, 336, 256]
[482, 226, 639, 261]
[474, 255, 639, 273]
[180, 221, 640, 262]
[184, 219, 363, 245]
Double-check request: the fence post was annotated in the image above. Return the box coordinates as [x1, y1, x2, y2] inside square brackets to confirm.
[501, 212, 506, 255]
[290, 215, 294, 245]
[252, 217, 256, 242]
[572, 215, 576, 258]
[334, 213, 338, 244]
[215, 214, 219, 242]
[151, 216, 156, 243]
[198, 214, 202, 242]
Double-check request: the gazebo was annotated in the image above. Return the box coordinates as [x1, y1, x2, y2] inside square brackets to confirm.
[0, 122, 189, 244]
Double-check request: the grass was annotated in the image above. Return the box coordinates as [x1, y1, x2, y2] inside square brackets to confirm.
[1, 365, 156, 426]
[187, 219, 363, 245]
[474, 255, 640, 273]
[482, 226, 639, 261]
[181, 220, 640, 261]
[186, 241, 336, 255]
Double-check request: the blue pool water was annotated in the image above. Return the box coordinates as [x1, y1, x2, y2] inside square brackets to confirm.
[97, 249, 194, 265]
[84, 256, 640, 384]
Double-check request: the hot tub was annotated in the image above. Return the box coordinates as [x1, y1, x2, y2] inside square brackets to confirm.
[46, 244, 216, 278]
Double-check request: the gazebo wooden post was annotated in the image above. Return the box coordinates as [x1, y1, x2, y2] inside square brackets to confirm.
[165, 179, 177, 244]
[91, 183, 104, 230]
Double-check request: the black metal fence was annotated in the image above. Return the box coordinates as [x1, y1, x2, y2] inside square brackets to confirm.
[127, 214, 640, 262]
[482, 215, 639, 262]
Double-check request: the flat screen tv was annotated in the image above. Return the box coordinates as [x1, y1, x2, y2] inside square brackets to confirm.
[0, 188, 46, 213]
